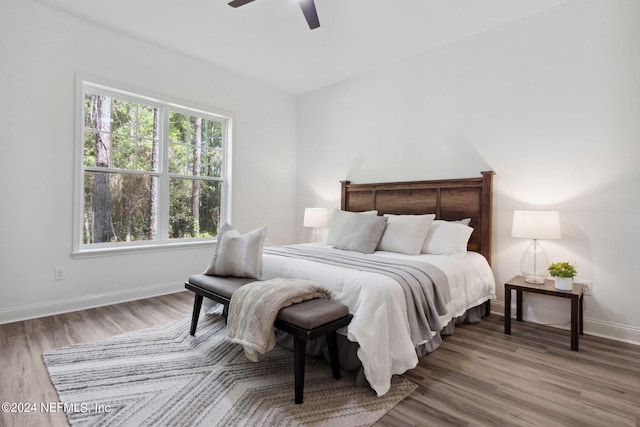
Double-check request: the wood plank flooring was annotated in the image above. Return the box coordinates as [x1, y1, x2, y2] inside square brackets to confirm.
[1, 291, 638, 427]
[380, 315, 640, 426]
[0, 292, 194, 427]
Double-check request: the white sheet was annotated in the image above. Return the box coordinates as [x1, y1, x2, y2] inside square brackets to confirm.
[261, 243, 495, 397]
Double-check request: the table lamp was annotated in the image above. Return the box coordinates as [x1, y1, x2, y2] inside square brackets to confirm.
[303, 208, 328, 243]
[511, 210, 561, 283]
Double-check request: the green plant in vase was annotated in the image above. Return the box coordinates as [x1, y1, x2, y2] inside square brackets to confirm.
[548, 261, 577, 290]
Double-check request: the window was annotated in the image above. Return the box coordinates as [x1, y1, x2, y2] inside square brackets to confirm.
[75, 80, 230, 254]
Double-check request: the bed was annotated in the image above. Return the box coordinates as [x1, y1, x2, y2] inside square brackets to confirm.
[260, 171, 496, 397]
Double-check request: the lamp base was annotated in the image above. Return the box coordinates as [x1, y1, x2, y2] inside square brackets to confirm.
[520, 239, 549, 284]
[523, 274, 547, 284]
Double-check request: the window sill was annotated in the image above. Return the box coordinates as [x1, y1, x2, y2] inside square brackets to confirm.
[72, 239, 216, 259]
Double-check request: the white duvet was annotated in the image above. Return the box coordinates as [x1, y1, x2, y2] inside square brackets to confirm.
[261, 243, 496, 396]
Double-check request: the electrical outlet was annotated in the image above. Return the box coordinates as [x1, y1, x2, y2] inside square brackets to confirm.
[580, 279, 593, 296]
[54, 267, 66, 281]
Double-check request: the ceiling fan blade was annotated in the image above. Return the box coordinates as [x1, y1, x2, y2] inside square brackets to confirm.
[228, 0, 256, 8]
[298, 0, 320, 29]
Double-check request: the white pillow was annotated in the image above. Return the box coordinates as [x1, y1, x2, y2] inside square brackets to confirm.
[333, 214, 387, 254]
[452, 218, 471, 226]
[377, 214, 436, 255]
[203, 223, 267, 279]
[421, 220, 473, 255]
[326, 209, 378, 245]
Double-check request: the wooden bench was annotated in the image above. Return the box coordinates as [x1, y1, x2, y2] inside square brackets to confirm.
[186, 274, 353, 404]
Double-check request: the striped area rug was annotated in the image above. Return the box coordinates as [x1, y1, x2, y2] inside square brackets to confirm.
[43, 312, 416, 426]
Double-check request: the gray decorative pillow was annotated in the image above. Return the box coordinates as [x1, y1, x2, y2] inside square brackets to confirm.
[326, 209, 378, 245]
[204, 223, 267, 279]
[333, 214, 388, 254]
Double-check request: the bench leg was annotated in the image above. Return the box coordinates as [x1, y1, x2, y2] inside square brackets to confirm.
[326, 332, 341, 380]
[190, 294, 203, 336]
[222, 303, 229, 323]
[293, 337, 307, 404]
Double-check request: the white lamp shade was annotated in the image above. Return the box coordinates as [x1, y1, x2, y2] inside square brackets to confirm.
[303, 208, 328, 228]
[511, 210, 561, 240]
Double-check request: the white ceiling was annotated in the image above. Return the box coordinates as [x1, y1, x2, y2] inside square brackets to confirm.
[37, 0, 571, 95]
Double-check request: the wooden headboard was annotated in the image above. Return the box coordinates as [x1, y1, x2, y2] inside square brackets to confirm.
[340, 171, 494, 264]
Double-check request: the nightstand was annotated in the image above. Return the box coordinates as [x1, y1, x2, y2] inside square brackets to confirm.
[504, 275, 584, 351]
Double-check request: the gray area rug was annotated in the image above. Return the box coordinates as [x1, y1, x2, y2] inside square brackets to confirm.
[43, 312, 416, 426]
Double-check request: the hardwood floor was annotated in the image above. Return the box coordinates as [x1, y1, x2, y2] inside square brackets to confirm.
[0, 292, 194, 427]
[1, 292, 638, 426]
[379, 315, 640, 427]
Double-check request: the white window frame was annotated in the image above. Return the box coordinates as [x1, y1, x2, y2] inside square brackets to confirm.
[72, 76, 233, 257]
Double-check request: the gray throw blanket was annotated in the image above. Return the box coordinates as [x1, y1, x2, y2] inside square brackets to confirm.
[264, 246, 450, 346]
[226, 278, 330, 362]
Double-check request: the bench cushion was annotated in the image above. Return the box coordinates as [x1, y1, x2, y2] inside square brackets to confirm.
[187, 274, 350, 331]
[278, 298, 349, 330]
[188, 274, 255, 299]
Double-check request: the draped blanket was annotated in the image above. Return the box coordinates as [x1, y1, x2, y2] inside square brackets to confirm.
[226, 278, 330, 362]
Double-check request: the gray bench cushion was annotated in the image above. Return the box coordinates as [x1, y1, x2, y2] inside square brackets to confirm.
[278, 298, 349, 330]
[187, 274, 349, 330]
[188, 274, 255, 299]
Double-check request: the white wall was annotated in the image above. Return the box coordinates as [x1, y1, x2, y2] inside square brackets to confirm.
[0, 0, 298, 323]
[297, 0, 640, 343]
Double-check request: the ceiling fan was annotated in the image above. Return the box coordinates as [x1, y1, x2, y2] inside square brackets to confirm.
[228, 0, 321, 30]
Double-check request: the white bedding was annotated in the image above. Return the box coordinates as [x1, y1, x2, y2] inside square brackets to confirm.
[261, 243, 495, 397]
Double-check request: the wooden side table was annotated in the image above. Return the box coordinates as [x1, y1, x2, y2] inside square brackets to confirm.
[504, 275, 584, 351]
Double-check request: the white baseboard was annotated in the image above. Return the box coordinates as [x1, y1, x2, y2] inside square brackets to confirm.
[0, 282, 185, 325]
[491, 300, 640, 346]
